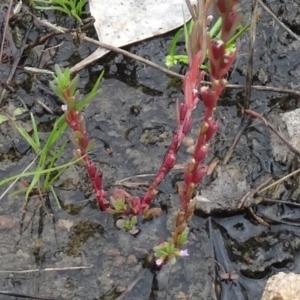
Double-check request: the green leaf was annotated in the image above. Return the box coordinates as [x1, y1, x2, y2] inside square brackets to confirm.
[0, 114, 8, 124]
[69, 74, 79, 95]
[131, 216, 138, 226]
[86, 139, 96, 152]
[13, 107, 27, 117]
[78, 71, 104, 110]
[169, 256, 177, 265]
[177, 227, 189, 246]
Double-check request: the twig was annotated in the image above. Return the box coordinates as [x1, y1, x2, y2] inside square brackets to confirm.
[112, 181, 149, 188]
[222, 117, 249, 165]
[236, 175, 272, 209]
[262, 198, 300, 206]
[0, 0, 13, 63]
[258, 0, 300, 43]
[0, 265, 93, 273]
[244, 0, 258, 110]
[225, 84, 300, 96]
[115, 269, 147, 300]
[0, 291, 54, 300]
[113, 173, 156, 184]
[0, 22, 33, 105]
[79, 35, 300, 96]
[26, 18, 300, 97]
[257, 167, 300, 195]
[73, 35, 183, 79]
[245, 108, 300, 157]
[222, 0, 258, 164]
[248, 206, 270, 226]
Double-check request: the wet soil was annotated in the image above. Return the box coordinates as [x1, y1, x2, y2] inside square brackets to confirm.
[1, 0, 300, 299]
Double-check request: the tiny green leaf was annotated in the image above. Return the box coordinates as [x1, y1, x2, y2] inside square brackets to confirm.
[0, 114, 8, 124]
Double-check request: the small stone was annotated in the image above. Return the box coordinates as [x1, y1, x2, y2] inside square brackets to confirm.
[127, 254, 138, 266]
[0, 215, 15, 229]
[261, 272, 300, 300]
[175, 291, 187, 300]
[182, 136, 194, 147]
[113, 256, 126, 267]
[107, 249, 120, 256]
[57, 219, 74, 232]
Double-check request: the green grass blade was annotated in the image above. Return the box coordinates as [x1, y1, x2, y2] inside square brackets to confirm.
[44, 115, 67, 151]
[8, 187, 29, 197]
[47, 165, 68, 187]
[15, 122, 39, 154]
[209, 17, 222, 38]
[227, 23, 250, 48]
[183, 13, 189, 53]
[77, 71, 104, 110]
[50, 186, 62, 208]
[169, 28, 183, 57]
[25, 165, 43, 200]
[33, 5, 69, 14]
[30, 113, 40, 149]
[44, 141, 67, 187]
[0, 156, 84, 189]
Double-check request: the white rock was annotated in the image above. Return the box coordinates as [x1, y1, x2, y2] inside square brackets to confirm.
[71, 0, 195, 72]
[261, 272, 300, 300]
[281, 108, 300, 150]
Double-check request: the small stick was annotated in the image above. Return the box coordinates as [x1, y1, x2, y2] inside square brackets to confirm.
[258, 0, 300, 43]
[245, 108, 300, 158]
[248, 206, 270, 226]
[0, 22, 33, 105]
[113, 173, 156, 184]
[257, 167, 300, 195]
[263, 198, 300, 206]
[0, 0, 13, 63]
[115, 269, 147, 300]
[0, 291, 54, 300]
[222, 0, 258, 164]
[29, 18, 300, 97]
[80, 35, 300, 97]
[0, 265, 93, 273]
[244, 0, 258, 110]
[236, 175, 272, 209]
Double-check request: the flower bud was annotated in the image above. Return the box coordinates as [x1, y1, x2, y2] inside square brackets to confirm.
[194, 144, 209, 163]
[205, 120, 218, 142]
[182, 118, 192, 135]
[165, 152, 176, 169]
[179, 103, 188, 123]
[193, 165, 208, 184]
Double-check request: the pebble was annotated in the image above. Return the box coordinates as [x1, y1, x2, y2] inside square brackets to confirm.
[0, 215, 15, 229]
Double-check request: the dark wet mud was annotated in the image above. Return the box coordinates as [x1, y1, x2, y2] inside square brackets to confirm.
[1, 0, 300, 299]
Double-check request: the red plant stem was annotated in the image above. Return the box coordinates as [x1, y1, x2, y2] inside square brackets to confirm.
[142, 51, 205, 206]
[63, 93, 109, 211]
[178, 0, 240, 213]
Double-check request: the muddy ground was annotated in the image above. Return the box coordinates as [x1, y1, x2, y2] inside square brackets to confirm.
[1, 0, 300, 299]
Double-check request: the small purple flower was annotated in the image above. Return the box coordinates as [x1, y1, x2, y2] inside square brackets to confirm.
[156, 258, 164, 266]
[179, 249, 189, 257]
